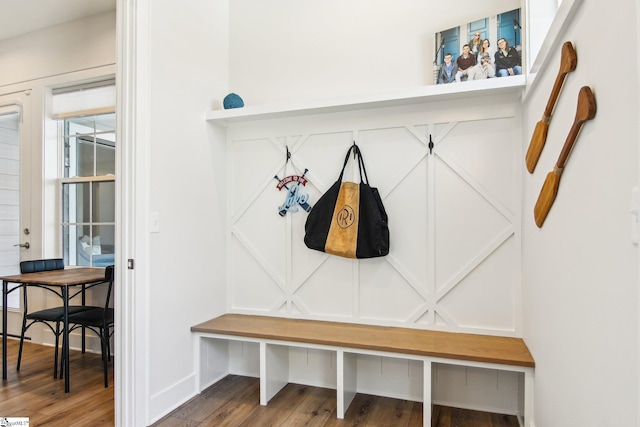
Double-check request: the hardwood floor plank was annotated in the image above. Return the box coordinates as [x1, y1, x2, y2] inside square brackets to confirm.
[407, 403, 424, 427]
[1, 339, 114, 426]
[278, 385, 335, 426]
[166, 375, 259, 424]
[198, 377, 262, 426]
[4, 340, 521, 427]
[364, 395, 416, 427]
[490, 412, 521, 427]
[470, 409, 493, 427]
[150, 416, 202, 427]
[233, 383, 314, 426]
[324, 393, 378, 426]
[151, 375, 521, 427]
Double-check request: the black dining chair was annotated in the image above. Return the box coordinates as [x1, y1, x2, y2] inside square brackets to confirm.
[17, 259, 95, 378]
[65, 265, 115, 387]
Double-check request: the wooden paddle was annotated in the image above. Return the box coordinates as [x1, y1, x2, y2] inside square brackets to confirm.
[525, 42, 577, 173]
[534, 86, 596, 227]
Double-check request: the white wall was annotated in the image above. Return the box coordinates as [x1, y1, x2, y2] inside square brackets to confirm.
[140, 0, 532, 422]
[215, 0, 527, 420]
[143, 0, 229, 420]
[0, 11, 116, 88]
[521, 1, 639, 426]
[226, 97, 522, 335]
[228, 0, 520, 105]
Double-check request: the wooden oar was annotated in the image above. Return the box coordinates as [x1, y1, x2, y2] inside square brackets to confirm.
[525, 42, 577, 173]
[534, 86, 596, 227]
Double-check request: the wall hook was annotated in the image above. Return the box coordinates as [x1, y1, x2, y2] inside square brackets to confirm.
[285, 146, 291, 164]
[428, 135, 434, 155]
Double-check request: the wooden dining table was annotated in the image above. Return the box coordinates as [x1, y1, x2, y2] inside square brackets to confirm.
[1, 267, 106, 393]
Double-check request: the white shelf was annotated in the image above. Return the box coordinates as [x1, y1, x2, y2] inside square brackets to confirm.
[206, 75, 526, 125]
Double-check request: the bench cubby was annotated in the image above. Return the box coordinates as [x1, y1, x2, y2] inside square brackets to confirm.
[192, 314, 534, 425]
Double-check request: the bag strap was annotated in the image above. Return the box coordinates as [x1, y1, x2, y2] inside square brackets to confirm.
[337, 143, 372, 185]
[355, 144, 371, 185]
[337, 143, 358, 181]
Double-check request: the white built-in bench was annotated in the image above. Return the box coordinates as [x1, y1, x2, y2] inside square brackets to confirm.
[191, 314, 535, 426]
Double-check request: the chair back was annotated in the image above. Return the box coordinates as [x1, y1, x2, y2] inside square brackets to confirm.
[103, 265, 115, 310]
[20, 258, 64, 274]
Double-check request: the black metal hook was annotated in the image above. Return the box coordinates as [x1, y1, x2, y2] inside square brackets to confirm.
[285, 146, 291, 164]
[428, 135, 434, 155]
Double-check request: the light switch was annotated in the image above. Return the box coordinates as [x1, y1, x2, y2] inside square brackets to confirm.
[150, 211, 160, 233]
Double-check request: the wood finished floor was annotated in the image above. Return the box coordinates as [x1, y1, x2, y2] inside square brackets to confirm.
[1, 340, 519, 427]
[153, 374, 520, 427]
[0, 339, 114, 426]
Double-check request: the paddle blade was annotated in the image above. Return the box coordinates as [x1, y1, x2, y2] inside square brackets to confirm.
[534, 171, 561, 227]
[525, 120, 549, 173]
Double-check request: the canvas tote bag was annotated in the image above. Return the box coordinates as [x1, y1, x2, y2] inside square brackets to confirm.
[304, 144, 389, 259]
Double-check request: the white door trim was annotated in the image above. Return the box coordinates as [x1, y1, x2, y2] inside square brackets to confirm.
[116, 0, 151, 425]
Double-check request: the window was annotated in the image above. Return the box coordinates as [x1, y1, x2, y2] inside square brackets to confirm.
[60, 113, 115, 267]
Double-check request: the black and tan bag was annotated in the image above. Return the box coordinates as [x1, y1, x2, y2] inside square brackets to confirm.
[304, 144, 389, 259]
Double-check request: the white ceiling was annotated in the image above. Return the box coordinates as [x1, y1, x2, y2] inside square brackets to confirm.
[0, 0, 116, 41]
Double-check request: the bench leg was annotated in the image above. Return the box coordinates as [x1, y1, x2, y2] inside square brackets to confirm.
[524, 368, 535, 427]
[337, 350, 357, 419]
[260, 342, 288, 405]
[194, 335, 230, 392]
[423, 359, 432, 427]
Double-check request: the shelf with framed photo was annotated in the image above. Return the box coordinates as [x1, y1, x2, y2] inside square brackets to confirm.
[205, 76, 525, 126]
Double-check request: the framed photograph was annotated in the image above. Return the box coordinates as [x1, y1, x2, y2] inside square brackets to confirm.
[434, 8, 522, 84]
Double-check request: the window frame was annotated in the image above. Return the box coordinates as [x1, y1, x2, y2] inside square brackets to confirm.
[58, 113, 116, 267]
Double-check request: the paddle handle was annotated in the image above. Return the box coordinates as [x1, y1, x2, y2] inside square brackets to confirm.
[543, 73, 570, 119]
[556, 86, 597, 170]
[555, 119, 588, 170]
[543, 42, 577, 119]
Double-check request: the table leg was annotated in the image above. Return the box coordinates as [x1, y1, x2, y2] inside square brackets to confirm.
[2, 280, 7, 380]
[81, 284, 86, 353]
[63, 287, 70, 393]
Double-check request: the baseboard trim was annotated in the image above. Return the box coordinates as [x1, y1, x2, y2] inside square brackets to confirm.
[149, 373, 198, 424]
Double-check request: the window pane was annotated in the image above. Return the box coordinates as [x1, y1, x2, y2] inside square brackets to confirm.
[64, 113, 116, 178]
[95, 113, 116, 133]
[75, 136, 96, 177]
[93, 181, 115, 222]
[96, 133, 115, 175]
[92, 224, 115, 267]
[63, 224, 90, 266]
[62, 182, 90, 223]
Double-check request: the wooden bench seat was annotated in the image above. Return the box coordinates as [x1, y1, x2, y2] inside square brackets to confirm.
[191, 314, 535, 426]
[191, 314, 534, 368]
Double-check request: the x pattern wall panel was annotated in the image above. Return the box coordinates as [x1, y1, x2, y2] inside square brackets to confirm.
[228, 104, 520, 335]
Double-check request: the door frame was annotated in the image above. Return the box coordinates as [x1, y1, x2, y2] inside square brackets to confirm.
[115, 1, 151, 425]
[0, 91, 31, 334]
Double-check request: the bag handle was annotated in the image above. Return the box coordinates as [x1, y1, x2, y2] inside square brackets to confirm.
[337, 143, 371, 185]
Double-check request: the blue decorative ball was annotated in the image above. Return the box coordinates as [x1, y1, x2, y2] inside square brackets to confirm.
[223, 93, 244, 109]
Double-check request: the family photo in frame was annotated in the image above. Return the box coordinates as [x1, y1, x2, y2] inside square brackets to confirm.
[434, 8, 522, 84]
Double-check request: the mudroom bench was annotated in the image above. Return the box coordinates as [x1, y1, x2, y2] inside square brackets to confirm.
[191, 314, 535, 426]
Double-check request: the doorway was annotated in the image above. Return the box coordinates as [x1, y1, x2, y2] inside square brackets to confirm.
[0, 92, 31, 336]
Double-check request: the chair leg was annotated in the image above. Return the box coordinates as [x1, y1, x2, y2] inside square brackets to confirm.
[16, 318, 28, 371]
[101, 327, 109, 387]
[53, 321, 61, 379]
[60, 330, 66, 380]
[106, 327, 112, 362]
